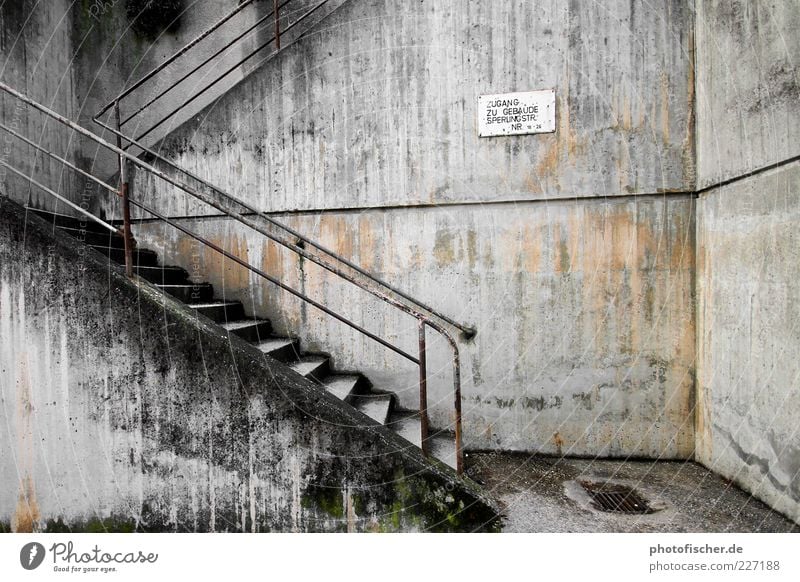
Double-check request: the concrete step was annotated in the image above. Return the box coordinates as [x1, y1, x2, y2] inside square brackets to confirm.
[188, 301, 245, 323]
[322, 375, 360, 402]
[387, 412, 426, 447]
[135, 265, 191, 285]
[255, 337, 300, 362]
[221, 319, 272, 342]
[157, 283, 214, 303]
[386, 412, 458, 469]
[430, 434, 457, 470]
[290, 356, 330, 382]
[91, 244, 160, 267]
[352, 394, 393, 424]
[42, 206, 453, 472]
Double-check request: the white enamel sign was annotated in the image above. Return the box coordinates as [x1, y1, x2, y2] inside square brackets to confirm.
[478, 90, 556, 137]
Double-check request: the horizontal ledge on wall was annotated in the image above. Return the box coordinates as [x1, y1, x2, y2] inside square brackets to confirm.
[117, 190, 696, 225]
[697, 154, 800, 195]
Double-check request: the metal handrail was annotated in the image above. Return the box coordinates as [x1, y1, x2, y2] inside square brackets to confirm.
[95, 0, 260, 118]
[93, 115, 476, 340]
[1, 81, 467, 473]
[2, 108, 418, 364]
[130, 0, 332, 145]
[89, 0, 472, 470]
[92, 0, 474, 338]
[97, 0, 330, 148]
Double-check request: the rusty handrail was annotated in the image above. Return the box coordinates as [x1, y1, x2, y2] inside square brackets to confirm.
[93, 116, 476, 339]
[1, 81, 467, 473]
[91, 0, 469, 471]
[92, 0, 474, 337]
[97, 0, 329, 147]
[95, 0, 260, 119]
[2, 133, 419, 366]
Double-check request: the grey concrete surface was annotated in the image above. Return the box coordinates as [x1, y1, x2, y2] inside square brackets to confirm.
[695, 0, 800, 187]
[466, 452, 798, 532]
[133, 194, 697, 459]
[694, 0, 800, 524]
[0, 195, 499, 532]
[121, 0, 698, 460]
[121, 0, 695, 219]
[696, 161, 800, 524]
[0, 0, 81, 209]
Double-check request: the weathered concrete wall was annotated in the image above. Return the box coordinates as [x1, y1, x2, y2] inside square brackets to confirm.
[0, 0, 80, 210]
[74, 0, 347, 159]
[2, 0, 346, 216]
[125, 0, 698, 459]
[695, 0, 800, 187]
[120, 0, 695, 218]
[0, 195, 499, 532]
[696, 162, 800, 523]
[136, 194, 696, 458]
[695, 0, 800, 523]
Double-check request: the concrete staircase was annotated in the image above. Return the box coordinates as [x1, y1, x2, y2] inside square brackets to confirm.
[34, 208, 458, 469]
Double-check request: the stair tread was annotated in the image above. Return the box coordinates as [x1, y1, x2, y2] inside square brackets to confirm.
[322, 375, 359, 400]
[354, 394, 393, 424]
[221, 319, 270, 331]
[290, 357, 328, 378]
[430, 435, 457, 469]
[189, 301, 241, 309]
[387, 414, 457, 468]
[29, 208, 110, 232]
[256, 337, 297, 353]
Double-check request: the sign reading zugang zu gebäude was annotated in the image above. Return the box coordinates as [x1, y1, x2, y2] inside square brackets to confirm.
[478, 90, 556, 137]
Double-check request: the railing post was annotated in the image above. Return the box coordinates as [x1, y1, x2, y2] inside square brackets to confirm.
[418, 320, 430, 456]
[114, 101, 134, 277]
[274, 0, 281, 50]
[452, 348, 464, 474]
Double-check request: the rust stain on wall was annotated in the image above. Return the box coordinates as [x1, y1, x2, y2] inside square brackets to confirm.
[534, 91, 588, 190]
[13, 353, 40, 532]
[433, 229, 457, 266]
[660, 72, 671, 144]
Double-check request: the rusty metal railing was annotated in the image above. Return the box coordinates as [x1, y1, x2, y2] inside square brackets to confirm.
[95, 0, 332, 150]
[1, 80, 473, 473]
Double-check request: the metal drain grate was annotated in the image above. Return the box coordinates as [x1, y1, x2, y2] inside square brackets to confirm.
[579, 480, 655, 514]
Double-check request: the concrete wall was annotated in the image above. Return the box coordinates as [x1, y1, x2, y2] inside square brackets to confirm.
[126, 0, 698, 458]
[0, 0, 80, 211]
[695, 0, 800, 188]
[695, 0, 800, 522]
[0, 194, 498, 532]
[74, 0, 347, 160]
[136, 194, 697, 458]
[1, 0, 344, 215]
[123, 0, 696, 218]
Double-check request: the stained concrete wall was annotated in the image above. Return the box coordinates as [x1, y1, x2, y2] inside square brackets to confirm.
[696, 163, 800, 523]
[695, 0, 800, 523]
[121, 0, 696, 218]
[0, 0, 80, 210]
[1, 0, 345, 215]
[0, 195, 498, 532]
[695, 0, 800, 187]
[135, 194, 696, 458]
[74, 0, 347, 160]
[125, 0, 698, 459]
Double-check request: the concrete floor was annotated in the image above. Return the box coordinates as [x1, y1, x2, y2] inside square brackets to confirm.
[465, 453, 798, 533]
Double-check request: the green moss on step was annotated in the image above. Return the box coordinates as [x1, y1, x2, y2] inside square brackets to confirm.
[302, 485, 344, 519]
[43, 516, 137, 533]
